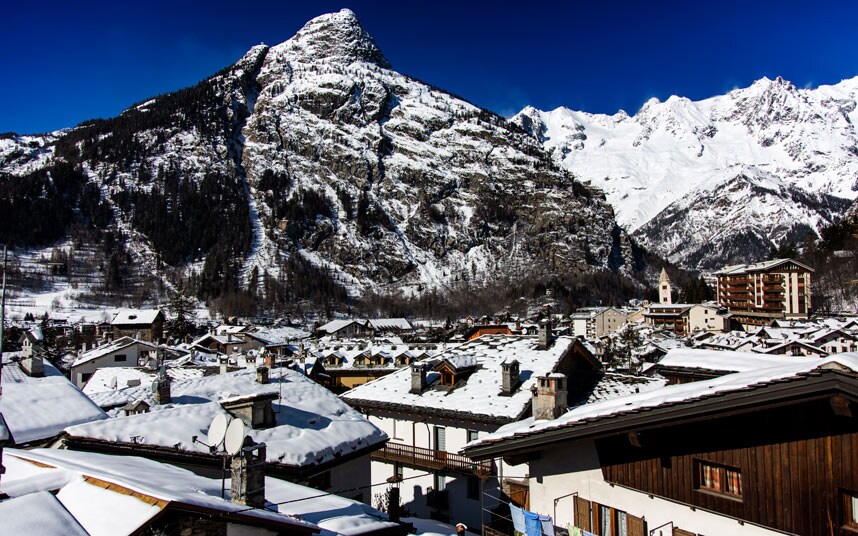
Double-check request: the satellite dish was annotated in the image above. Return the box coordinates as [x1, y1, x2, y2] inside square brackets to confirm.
[207, 413, 230, 449]
[109, 376, 118, 389]
[150, 380, 159, 392]
[224, 418, 246, 455]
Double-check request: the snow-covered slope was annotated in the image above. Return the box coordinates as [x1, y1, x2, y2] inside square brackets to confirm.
[0, 9, 642, 306]
[514, 76, 858, 269]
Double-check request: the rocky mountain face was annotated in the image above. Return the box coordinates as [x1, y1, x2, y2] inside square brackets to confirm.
[0, 10, 642, 309]
[513, 76, 858, 271]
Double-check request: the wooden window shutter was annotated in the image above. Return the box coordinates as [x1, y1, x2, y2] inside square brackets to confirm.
[573, 496, 591, 531]
[626, 513, 646, 536]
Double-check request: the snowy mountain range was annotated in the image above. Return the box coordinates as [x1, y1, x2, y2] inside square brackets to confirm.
[513, 76, 858, 270]
[0, 10, 641, 308]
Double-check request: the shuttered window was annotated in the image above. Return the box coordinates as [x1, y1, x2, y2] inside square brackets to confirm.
[573, 496, 645, 536]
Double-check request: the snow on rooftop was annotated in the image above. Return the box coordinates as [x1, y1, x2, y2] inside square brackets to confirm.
[265, 477, 398, 536]
[470, 354, 858, 448]
[343, 335, 581, 421]
[66, 367, 386, 467]
[576, 372, 667, 406]
[0, 491, 89, 536]
[82, 366, 206, 399]
[0, 358, 107, 444]
[1, 448, 318, 534]
[318, 319, 365, 333]
[111, 309, 162, 325]
[657, 348, 816, 372]
[72, 336, 155, 368]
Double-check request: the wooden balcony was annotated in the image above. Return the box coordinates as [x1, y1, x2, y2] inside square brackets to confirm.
[372, 442, 493, 477]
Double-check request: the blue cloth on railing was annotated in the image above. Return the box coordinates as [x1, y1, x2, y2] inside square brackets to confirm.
[510, 505, 527, 535]
[524, 509, 542, 536]
[539, 515, 554, 536]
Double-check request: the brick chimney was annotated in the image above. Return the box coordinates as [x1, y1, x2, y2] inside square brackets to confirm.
[500, 359, 520, 396]
[410, 363, 427, 394]
[531, 373, 567, 420]
[538, 321, 552, 350]
[264, 353, 276, 369]
[256, 366, 269, 384]
[231, 440, 266, 508]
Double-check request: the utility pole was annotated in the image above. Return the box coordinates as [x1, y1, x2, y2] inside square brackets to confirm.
[0, 245, 7, 397]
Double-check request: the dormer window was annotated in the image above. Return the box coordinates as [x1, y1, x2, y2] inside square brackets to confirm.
[440, 370, 455, 386]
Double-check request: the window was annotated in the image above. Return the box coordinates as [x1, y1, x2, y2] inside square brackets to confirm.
[696, 460, 742, 499]
[844, 490, 858, 528]
[434, 473, 446, 492]
[434, 426, 446, 452]
[467, 429, 479, 443]
[114, 354, 127, 362]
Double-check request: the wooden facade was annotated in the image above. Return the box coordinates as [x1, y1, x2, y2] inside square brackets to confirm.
[597, 397, 858, 536]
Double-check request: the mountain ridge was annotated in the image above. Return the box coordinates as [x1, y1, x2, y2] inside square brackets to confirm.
[0, 10, 647, 314]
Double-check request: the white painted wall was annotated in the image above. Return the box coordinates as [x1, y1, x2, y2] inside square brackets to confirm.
[71, 342, 155, 387]
[523, 441, 781, 535]
[368, 414, 526, 528]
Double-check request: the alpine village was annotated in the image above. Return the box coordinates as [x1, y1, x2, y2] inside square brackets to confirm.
[3, 8, 858, 536]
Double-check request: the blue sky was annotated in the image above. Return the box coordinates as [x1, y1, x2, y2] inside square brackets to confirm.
[3, 1, 857, 134]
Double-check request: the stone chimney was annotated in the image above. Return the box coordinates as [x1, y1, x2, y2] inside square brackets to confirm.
[500, 360, 520, 396]
[219, 356, 229, 375]
[531, 373, 567, 420]
[256, 366, 269, 384]
[20, 354, 44, 377]
[538, 321, 552, 350]
[230, 440, 266, 508]
[221, 393, 277, 429]
[153, 375, 172, 405]
[410, 363, 427, 394]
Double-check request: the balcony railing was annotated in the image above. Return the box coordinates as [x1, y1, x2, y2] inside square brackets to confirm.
[372, 442, 493, 477]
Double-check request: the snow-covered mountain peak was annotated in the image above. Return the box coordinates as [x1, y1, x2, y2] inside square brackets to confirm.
[271, 9, 391, 68]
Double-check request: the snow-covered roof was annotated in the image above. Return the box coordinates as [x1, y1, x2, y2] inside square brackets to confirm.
[466, 354, 858, 451]
[82, 366, 206, 401]
[657, 348, 815, 373]
[65, 367, 387, 468]
[265, 477, 399, 536]
[72, 336, 156, 368]
[578, 372, 667, 405]
[343, 335, 591, 422]
[714, 258, 814, 275]
[1, 448, 317, 535]
[0, 491, 88, 536]
[318, 319, 368, 334]
[0, 357, 107, 444]
[111, 309, 163, 325]
[368, 318, 412, 331]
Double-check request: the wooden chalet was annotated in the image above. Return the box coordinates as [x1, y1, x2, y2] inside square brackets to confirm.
[463, 356, 858, 536]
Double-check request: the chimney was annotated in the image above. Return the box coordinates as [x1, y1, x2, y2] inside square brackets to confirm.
[264, 353, 276, 369]
[256, 366, 269, 384]
[20, 355, 44, 377]
[153, 375, 172, 405]
[531, 373, 567, 420]
[219, 356, 229, 374]
[410, 363, 427, 394]
[500, 360, 520, 396]
[221, 393, 277, 429]
[538, 321, 552, 350]
[231, 440, 267, 508]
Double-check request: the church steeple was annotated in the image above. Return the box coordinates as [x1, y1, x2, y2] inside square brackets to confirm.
[659, 268, 672, 304]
